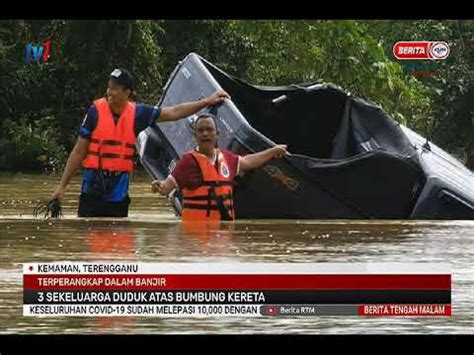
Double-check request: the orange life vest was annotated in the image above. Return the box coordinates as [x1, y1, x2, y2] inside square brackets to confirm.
[181, 149, 235, 221]
[82, 98, 136, 172]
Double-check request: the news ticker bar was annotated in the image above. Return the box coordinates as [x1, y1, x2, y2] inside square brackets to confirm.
[23, 290, 451, 304]
[23, 263, 451, 317]
[23, 304, 451, 317]
[23, 274, 451, 290]
[23, 263, 451, 274]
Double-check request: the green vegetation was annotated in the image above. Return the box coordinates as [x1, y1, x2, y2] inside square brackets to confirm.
[0, 19, 472, 170]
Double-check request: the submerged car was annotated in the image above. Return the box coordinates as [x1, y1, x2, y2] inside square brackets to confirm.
[137, 53, 474, 220]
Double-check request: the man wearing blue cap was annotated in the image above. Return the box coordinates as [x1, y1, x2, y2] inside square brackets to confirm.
[51, 68, 230, 217]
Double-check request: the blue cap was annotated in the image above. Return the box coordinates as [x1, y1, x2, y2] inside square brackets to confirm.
[110, 68, 134, 90]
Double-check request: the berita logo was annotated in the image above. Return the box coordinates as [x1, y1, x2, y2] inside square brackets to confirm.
[25, 40, 52, 64]
[393, 41, 450, 60]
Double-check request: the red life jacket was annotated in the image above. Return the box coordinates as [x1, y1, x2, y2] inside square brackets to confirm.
[181, 149, 235, 221]
[82, 98, 136, 172]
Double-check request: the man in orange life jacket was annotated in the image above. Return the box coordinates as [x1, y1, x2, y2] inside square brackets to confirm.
[51, 68, 230, 217]
[151, 113, 288, 221]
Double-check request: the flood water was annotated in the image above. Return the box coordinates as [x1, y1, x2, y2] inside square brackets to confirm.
[0, 172, 472, 334]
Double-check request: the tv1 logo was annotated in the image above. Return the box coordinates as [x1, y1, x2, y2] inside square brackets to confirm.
[25, 40, 52, 64]
[393, 41, 450, 60]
